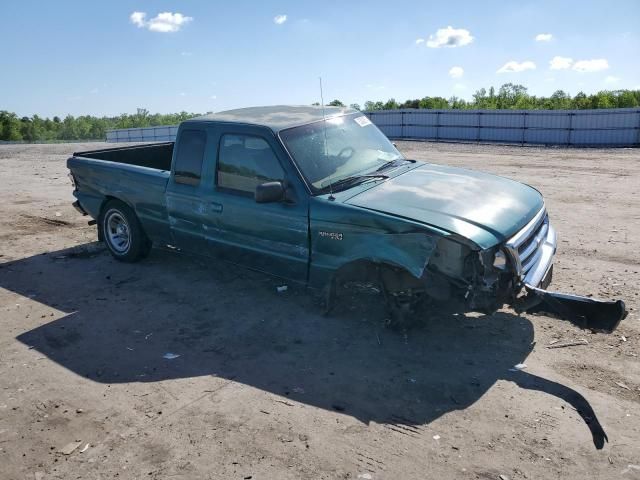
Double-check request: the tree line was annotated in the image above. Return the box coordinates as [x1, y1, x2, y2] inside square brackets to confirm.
[2, 85, 639, 142]
[334, 84, 640, 112]
[0, 109, 197, 142]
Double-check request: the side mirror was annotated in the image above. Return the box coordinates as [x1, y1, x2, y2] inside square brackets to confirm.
[255, 181, 285, 203]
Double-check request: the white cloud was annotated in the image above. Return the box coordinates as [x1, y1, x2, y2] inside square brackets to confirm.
[604, 75, 620, 84]
[415, 38, 425, 45]
[274, 14, 287, 25]
[426, 26, 473, 48]
[210, 95, 217, 100]
[535, 33, 553, 42]
[497, 60, 536, 73]
[549, 56, 573, 70]
[181, 51, 193, 56]
[130, 11, 193, 33]
[130, 11, 146, 27]
[179, 92, 186, 96]
[572, 58, 609, 72]
[449, 66, 464, 78]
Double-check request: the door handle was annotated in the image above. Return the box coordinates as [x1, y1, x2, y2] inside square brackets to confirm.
[210, 202, 223, 213]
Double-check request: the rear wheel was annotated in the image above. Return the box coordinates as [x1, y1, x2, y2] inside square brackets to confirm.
[100, 200, 151, 262]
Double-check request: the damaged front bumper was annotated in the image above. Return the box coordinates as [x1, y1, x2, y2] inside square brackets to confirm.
[517, 284, 627, 333]
[504, 207, 627, 333]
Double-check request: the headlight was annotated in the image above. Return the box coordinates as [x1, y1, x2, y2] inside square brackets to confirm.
[493, 250, 508, 270]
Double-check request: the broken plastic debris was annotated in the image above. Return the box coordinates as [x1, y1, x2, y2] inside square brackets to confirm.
[276, 285, 288, 293]
[55, 212, 62, 217]
[433, 434, 441, 440]
[509, 363, 527, 372]
[357, 474, 373, 480]
[547, 339, 589, 349]
[162, 353, 180, 360]
[80, 443, 90, 453]
[59, 441, 82, 455]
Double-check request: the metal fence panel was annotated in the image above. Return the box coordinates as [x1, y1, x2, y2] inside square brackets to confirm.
[106, 108, 640, 146]
[480, 112, 522, 128]
[366, 108, 639, 146]
[525, 128, 569, 145]
[440, 126, 477, 141]
[440, 112, 476, 126]
[526, 112, 571, 129]
[404, 125, 438, 138]
[481, 127, 523, 143]
[405, 111, 439, 125]
[570, 128, 638, 145]
[571, 110, 638, 129]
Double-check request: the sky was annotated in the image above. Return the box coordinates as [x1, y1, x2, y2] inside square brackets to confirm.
[1, 0, 639, 117]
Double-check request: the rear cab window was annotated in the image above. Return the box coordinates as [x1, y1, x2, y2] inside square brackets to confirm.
[174, 130, 206, 185]
[217, 134, 284, 195]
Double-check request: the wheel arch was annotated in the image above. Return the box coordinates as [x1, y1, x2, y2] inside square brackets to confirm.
[330, 258, 424, 293]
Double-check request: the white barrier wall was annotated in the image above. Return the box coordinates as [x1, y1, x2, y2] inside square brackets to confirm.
[366, 108, 640, 146]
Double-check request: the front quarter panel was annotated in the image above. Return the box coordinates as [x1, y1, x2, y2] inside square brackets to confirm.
[308, 197, 449, 289]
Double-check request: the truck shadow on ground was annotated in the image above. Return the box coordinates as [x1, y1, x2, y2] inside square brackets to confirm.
[2, 243, 607, 449]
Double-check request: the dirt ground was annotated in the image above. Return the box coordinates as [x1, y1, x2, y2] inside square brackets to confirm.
[0, 141, 638, 480]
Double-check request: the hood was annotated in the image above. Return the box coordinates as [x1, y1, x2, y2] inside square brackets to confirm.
[345, 163, 544, 249]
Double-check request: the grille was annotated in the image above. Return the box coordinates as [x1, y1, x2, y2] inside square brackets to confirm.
[506, 208, 549, 278]
[517, 215, 549, 276]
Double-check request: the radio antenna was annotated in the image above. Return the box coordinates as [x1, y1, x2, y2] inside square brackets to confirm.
[319, 76, 335, 200]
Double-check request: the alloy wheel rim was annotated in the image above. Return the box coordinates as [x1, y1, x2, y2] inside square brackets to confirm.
[106, 211, 130, 254]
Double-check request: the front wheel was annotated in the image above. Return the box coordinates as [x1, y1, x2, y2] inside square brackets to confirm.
[100, 200, 151, 262]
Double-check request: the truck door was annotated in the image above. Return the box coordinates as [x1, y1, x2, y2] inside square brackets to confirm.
[165, 128, 210, 253]
[202, 128, 309, 283]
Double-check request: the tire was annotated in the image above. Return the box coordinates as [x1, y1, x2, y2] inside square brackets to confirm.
[99, 200, 151, 262]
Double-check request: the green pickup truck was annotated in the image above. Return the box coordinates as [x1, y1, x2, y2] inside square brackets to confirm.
[67, 106, 626, 331]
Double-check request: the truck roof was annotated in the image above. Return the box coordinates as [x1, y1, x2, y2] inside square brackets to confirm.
[184, 105, 358, 132]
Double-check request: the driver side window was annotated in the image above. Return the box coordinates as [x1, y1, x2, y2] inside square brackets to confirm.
[217, 134, 284, 194]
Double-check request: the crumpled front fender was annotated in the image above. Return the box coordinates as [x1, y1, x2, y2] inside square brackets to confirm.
[309, 230, 439, 290]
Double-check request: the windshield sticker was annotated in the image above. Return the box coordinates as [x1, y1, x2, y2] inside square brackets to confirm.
[354, 116, 372, 127]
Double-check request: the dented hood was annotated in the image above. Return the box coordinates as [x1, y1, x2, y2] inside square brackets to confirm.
[345, 163, 544, 249]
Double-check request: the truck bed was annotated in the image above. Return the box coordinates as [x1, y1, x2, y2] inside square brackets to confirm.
[74, 142, 174, 171]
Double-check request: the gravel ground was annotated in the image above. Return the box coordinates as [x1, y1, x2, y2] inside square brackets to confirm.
[0, 141, 638, 480]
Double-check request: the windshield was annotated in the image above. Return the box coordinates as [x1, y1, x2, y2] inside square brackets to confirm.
[280, 113, 404, 193]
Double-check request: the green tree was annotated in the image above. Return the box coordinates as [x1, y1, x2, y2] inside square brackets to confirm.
[0, 111, 22, 140]
[383, 98, 399, 110]
[615, 90, 639, 108]
[400, 99, 420, 109]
